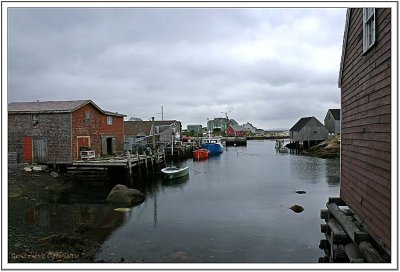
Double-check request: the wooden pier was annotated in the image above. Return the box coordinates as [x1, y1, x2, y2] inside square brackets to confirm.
[224, 137, 247, 146]
[165, 143, 195, 159]
[319, 197, 389, 263]
[70, 151, 166, 186]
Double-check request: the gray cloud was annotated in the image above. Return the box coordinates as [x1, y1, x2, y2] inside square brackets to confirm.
[7, 7, 346, 129]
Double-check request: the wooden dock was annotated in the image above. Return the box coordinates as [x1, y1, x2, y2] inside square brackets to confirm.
[70, 151, 166, 186]
[319, 197, 389, 263]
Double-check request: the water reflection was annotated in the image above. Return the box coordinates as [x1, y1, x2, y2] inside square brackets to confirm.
[22, 140, 340, 263]
[25, 203, 127, 242]
[325, 159, 340, 186]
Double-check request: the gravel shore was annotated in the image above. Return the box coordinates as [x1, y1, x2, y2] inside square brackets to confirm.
[8, 164, 101, 263]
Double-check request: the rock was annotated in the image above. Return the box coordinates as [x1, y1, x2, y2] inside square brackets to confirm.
[24, 167, 32, 172]
[106, 184, 145, 205]
[32, 166, 43, 172]
[50, 172, 59, 178]
[39, 165, 49, 172]
[296, 190, 306, 194]
[289, 204, 304, 213]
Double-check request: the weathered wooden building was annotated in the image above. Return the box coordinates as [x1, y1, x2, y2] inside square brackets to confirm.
[289, 117, 329, 148]
[8, 100, 125, 164]
[338, 7, 391, 254]
[324, 109, 341, 134]
[124, 120, 182, 150]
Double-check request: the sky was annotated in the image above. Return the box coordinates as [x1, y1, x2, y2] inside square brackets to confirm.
[7, 6, 347, 130]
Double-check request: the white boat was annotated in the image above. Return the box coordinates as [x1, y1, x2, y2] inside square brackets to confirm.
[161, 166, 189, 180]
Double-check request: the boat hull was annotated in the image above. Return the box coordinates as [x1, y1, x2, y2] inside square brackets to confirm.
[161, 166, 189, 180]
[201, 143, 224, 154]
[193, 149, 210, 160]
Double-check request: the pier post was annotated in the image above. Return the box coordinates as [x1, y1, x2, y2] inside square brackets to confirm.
[136, 151, 142, 179]
[127, 151, 133, 187]
[145, 155, 149, 176]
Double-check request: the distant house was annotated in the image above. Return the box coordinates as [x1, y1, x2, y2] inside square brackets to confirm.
[324, 109, 341, 134]
[255, 129, 265, 136]
[8, 100, 125, 164]
[124, 120, 181, 149]
[226, 124, 247, 137]
[243, 122, 257, 133]
[289, 116, 328, 148]
[207, 118, 237, 133]
[338, 8, 391, 253]
[187, 125, 202, 135]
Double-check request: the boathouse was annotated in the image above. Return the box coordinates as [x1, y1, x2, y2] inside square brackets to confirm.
[8, 100, 125, 164]
[289, 117, 328, 149]
[319, 8, 391, 263]
[226, 124, 247, 137]
[338, 7, 391, 254]
[324, 109, 341, 134]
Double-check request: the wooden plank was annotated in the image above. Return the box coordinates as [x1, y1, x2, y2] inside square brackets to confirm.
[358, 241, 386, 263]
[327, 203, 369, 243]
[344, 243, 364, 263]
[327, 218, 351, 245]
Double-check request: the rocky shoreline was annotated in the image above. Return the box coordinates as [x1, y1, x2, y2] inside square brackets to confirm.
[8, 164, 102, 263]
[302, 135, 340, 159]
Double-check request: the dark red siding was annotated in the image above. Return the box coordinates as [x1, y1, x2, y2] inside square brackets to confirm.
[340, 8, 391, 251]
[226, 126, 246, 137]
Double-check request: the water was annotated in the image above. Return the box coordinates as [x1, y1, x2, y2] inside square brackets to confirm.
[28, 140, 340, 263]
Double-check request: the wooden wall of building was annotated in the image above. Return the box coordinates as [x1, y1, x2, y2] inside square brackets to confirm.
[8, 113, 72, 164]
[290, 118, 329, 142]
[340, 8, 391, 251]
[72, 104, 124, 160]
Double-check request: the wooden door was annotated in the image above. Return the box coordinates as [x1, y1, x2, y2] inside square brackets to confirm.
[33, 138, 48, 163]
[23, 137, 33, 162]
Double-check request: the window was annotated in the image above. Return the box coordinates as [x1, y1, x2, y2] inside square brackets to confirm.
[107, 116, 113, 126]
[32, 114, 39, 126]
[363, 8, 376, 53]
[85, 112, 91, 126]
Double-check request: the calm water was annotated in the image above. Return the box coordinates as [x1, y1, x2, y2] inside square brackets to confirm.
[29, 140, 340, 263]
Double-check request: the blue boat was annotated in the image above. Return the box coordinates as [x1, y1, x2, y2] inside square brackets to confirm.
[201, 137, 224, 154]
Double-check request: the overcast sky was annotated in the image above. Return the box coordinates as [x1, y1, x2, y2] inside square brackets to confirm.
[7, 7, 346, 130]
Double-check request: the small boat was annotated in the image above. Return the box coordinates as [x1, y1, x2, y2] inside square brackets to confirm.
[161, 166, 189, 180]
[193, 148, 210, 160]
[201, 137, 224, 154]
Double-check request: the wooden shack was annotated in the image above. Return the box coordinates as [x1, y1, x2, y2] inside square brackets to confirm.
[337, 7, 391, 254]
[324, 109, 341, 134]
[8, 100, 125, 164]
[226, 124, 247, 137]
[289, 116, 328, 149]
[124, 120, 182, 149]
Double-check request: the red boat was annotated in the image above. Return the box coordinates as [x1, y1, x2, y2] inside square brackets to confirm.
[193, 148, 210, 160]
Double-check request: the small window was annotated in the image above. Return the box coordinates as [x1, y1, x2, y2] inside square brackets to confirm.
[32, 114, 39, 126]
[85, 112, 91, 126]
[363, 8, 376, 53]
[314, 131, 317, 134]
[107, 116, 113, 126]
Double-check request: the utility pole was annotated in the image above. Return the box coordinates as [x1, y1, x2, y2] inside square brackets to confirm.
[161, 106, 164, 121]
[151, 116, 156, 150]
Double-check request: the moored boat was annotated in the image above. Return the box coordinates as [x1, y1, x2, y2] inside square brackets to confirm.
[161, 166, 189, 180]
[193, 148, 210, 160]
[201, 138, 224, 154]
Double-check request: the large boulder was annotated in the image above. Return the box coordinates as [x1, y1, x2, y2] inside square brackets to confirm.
[106, 184, 145, 205]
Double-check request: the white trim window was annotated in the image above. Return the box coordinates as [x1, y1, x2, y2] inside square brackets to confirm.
[107, 116, 113, 126]
[363, 8, 376, 53]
